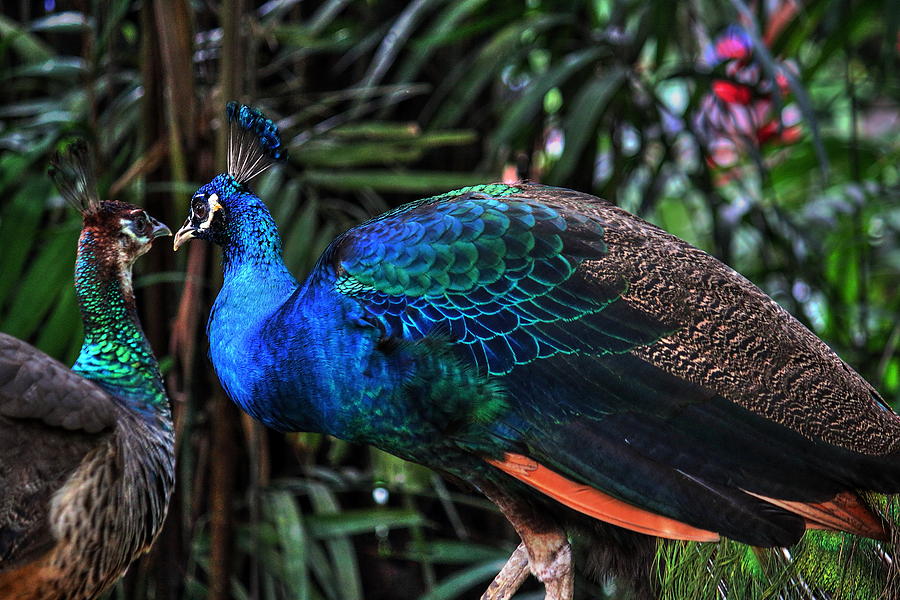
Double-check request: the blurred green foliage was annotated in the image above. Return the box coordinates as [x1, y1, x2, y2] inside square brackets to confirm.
[0, 0, 898, 598]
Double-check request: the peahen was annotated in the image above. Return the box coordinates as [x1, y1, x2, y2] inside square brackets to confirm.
[0, 141, 175, 600]
[174, 104, 900, 599]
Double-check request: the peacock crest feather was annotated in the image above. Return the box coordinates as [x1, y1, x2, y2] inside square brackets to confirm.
[48, 139, 100, 216]
[225, 101, 288, 183]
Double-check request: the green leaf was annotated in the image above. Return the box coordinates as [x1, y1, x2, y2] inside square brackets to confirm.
[282, 196, 322, 272]
[33, 284, 80, 361]
[306, 508, 427, 538]
[355, 0, 442, 103]
[29, 12, 90, 33]
[294, 141, 424, 167]
[272, 25, 356, 51]
[419, 560, 508, 600]
[490, 47, 606, 154]
[10, 57, 87, 80]
[306, 483, 364, 600]
[0, 177, 53, 308]
[389, 0, 490, 95]
[265, 491, 309, 600]
[0, 14, 53, 62]
[429, 14, 569, 129]
[330, 121, 422, 139]
[301, 170, 495, 193]
[2, 227, 76, 339]
[400, 540, 508, 564]
[546, 67, 626, 184]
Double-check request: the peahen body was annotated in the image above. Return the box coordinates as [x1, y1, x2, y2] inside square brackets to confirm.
[175, 105, 900, 599]
[0, 142, 175, 600]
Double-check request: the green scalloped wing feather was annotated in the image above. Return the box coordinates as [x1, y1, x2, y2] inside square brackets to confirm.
[330, 185, 671, 375]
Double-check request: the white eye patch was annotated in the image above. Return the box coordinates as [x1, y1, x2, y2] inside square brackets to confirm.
[198, 193, 222, 230]
[120, 218, 145, 241]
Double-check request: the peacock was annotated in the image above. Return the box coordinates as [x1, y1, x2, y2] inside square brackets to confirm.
[173, 103, 900, 599]
[0, 141, 176, 600]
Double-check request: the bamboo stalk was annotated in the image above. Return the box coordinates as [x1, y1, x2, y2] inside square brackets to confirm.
[207, 1, 246, 598]
[138, 1, 203, 597]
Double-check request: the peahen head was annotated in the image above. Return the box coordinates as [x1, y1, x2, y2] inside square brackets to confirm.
[49, 140, 171, 269]
[174, 102, 287, 252]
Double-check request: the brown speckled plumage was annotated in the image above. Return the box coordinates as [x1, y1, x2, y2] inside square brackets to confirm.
[0, 375, 174, 599]
[515, 184, 900, 455]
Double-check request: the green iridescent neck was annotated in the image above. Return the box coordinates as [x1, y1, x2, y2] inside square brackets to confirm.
[72, 230, 168, 416]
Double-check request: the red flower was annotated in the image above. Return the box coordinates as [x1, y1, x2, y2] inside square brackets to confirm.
[712, 80, 753, 104]
[705, 25, 753, 65]
[698, 23, 802, 168]
[714, 33, 752, 61]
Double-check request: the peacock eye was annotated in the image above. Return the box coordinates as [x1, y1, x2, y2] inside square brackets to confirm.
[193, 199, 209, 221]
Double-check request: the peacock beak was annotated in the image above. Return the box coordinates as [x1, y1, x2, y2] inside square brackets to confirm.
[173, 219, 197, 251]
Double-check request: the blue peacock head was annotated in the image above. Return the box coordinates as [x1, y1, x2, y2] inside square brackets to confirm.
[174, 102, 288, 250]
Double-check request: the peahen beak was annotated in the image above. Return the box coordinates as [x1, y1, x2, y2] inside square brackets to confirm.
[150, 217, 172, 240]
[173, 220, 196, 251]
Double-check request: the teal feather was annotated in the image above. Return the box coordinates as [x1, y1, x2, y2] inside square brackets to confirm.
[72, 231, 167, 414]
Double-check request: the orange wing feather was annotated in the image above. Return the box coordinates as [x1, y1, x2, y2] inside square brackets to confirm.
[745, 490, 886, 540]
[485, 452, 721, 542]
[487, 452, 888, 543]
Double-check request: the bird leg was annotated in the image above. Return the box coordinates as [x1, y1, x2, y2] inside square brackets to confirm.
[480, 484, 574, 600]
[481, 542, 530, 600]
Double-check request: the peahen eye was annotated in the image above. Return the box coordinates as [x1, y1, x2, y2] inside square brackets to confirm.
[133, 213, 148, 233]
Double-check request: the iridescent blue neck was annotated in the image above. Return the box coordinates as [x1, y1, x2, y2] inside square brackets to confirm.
[218, 182, 296, 290]
[72, 230, 168, 419]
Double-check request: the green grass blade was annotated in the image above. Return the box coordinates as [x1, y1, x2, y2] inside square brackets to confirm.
[419, 559, 507, 600]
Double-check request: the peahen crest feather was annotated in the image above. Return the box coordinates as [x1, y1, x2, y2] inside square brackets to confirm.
[655, 493, 900, 599]
[225, 102, 288, 183]
[48, 139, 100, 215]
